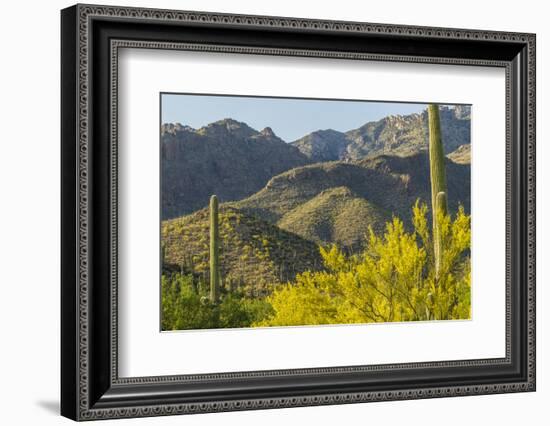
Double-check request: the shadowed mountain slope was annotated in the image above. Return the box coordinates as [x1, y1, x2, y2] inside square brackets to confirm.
[161, 119, 310, 219]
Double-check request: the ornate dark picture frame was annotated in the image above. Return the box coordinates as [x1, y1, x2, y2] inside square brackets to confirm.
[61, 4, 536, 421]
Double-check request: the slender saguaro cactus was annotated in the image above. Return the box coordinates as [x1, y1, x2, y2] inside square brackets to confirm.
[428, 104, 448, 280]
[209, 195, 220, 303]
[161, 241, 166, 267]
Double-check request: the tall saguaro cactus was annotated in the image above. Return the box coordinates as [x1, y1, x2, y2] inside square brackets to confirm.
[428, 104, 448, 280]
[209, 195, 220, 303]
[161, 241, 166, 266]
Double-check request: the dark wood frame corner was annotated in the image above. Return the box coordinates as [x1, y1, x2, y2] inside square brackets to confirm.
[61, 3, 536, 421]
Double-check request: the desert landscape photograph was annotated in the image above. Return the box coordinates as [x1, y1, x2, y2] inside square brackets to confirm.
[160, 94, 472, 330]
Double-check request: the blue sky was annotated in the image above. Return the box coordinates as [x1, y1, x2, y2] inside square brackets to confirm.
[161, 93, 429, 142]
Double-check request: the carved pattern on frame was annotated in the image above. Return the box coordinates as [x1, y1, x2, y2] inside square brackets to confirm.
[75, 5, 535, 420]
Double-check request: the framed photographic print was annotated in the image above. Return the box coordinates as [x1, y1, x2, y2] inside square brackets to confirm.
[61, 4, 536, 421]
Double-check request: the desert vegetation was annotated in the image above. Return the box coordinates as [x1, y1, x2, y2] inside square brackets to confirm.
[161, 104, 471, 330]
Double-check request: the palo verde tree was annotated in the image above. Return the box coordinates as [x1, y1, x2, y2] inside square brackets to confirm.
[256, 203, 471, 327]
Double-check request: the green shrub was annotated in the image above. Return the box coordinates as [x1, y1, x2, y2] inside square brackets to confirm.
[161, 273, 273, 330]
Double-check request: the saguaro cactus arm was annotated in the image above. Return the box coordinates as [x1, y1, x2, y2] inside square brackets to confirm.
[428, 104, 448, 280]
[209, 195, 220, 303]
[436, 191, 448, 217]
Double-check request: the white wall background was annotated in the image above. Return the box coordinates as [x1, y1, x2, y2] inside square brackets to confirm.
[0, 0, 546, 424]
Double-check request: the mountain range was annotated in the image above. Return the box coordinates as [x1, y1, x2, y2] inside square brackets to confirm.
[161, 106, 471, 292]
[161, 105, 470, 219]
[292, 105, 471, 161]
[163, 151, 470, 290]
